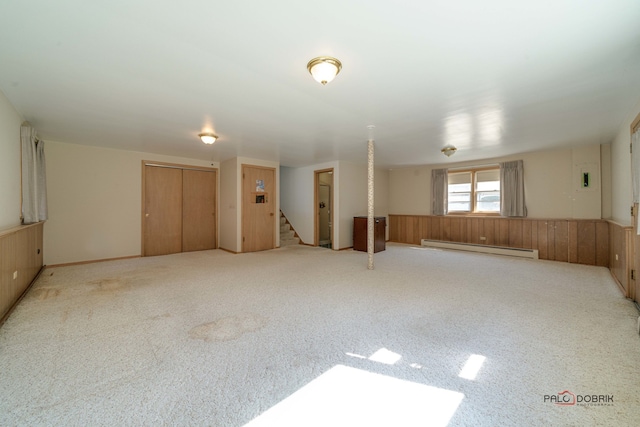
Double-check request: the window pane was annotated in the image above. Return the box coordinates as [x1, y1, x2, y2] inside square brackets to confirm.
[475, 169, 500, 212]
[449, 182, 471, 193]
[448, 172, 471, 212]
[476, 179, 500, 191]
[476, 169, 499, 183]
[446, 168, 500, 213]
[448, 172, 471, 185]
[476, 191, 500, 212]
[448, 192, 470, 211]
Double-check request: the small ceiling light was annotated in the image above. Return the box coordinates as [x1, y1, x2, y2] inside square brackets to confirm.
[441, 146, 457, 157]
[307, 56, 342, 85]
[199, 133, 218, 144]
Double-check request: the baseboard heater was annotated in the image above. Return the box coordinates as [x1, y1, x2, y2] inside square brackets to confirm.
[421, 239, 539, 259]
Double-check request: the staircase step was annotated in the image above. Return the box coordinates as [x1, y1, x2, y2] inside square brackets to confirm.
[280, 236, 300, 246]
[279, 211, 300, 246]
[280, 229, 295, 239]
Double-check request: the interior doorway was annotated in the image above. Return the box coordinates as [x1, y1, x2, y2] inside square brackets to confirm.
[315, 169, 334, 249]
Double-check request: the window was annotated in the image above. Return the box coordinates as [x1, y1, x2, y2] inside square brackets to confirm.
[447, 167, 500, 214]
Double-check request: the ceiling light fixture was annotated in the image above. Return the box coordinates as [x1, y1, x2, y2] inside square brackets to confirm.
[307, 56, 342, 85]
[441, 146, 457, 157]
[199, 133, 218, 144]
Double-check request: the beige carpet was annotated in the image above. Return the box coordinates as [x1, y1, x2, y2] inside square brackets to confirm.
[1, 243, 639, 426]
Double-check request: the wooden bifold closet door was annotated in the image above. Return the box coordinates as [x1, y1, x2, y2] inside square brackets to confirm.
[143, 164, 217, 257]
[182, 169, 217, 252]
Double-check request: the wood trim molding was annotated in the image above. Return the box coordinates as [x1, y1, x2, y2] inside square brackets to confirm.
[631, 111, 640, 134]
[314, 168, 334, 247]
[46, 255, 140, 268]
[0, 221, 45, 238]
[142, 160, 217, 172]
[608, 220, 632, 297]
[218, 247, 239, 254]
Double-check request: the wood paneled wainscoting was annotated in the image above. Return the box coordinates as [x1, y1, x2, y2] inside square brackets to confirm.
[608, 220, 634, 298]
[0, 222, 44, 323]
[389, 215, 609, 267]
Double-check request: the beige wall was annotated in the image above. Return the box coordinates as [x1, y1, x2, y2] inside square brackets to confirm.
[389, 166, 430, 215]
[0, 90, 23, 230]
[45, 141, 219, 265]
[337, 162, 367, 249]
[610, 98, 640, 225]
[219, 157, 238, 252]
[389, 144, 603, 219]
[571, 144, 601, 218]
[281, 161, 389, 249]
[601, 143, 612, 220]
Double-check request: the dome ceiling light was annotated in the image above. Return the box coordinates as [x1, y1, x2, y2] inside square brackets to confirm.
[307, 56, 342, 85]
[199, 133, 218, 144]
[441, 146, 457, 157]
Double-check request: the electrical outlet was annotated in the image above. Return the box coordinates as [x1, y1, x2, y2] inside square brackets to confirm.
[479, 236, 487, 241]
[615, 254, 619, 261]
[13, 271, 17, 280]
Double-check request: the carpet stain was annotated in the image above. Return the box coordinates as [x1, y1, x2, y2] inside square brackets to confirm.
[30, 287, 62, 301]
[88, 278, 127, 293]
[150, 313, 172, 320]
[189, 315, 267, 342]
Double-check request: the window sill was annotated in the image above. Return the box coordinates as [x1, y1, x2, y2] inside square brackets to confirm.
[446, 212, 501, 217]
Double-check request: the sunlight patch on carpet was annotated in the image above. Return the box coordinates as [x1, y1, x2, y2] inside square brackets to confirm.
[346, 348, 403, 365]
[459, 354, 486, 380]
[368, 348, 402, 365]
[243, 365, 464, 427]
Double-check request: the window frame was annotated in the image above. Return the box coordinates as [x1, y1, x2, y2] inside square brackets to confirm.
[447, 166, 501, 216]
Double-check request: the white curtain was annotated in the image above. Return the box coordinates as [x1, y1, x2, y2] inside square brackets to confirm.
[500, 160, 526, 217]
[21, 123, 48, 224]
[431, 168, 448, 216]
[632, 127, 640, 232]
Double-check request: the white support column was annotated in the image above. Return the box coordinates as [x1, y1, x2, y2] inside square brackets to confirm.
[367, 138, 375, 270]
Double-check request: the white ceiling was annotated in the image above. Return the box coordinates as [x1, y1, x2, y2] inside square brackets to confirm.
[1, 1, 640, 168]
